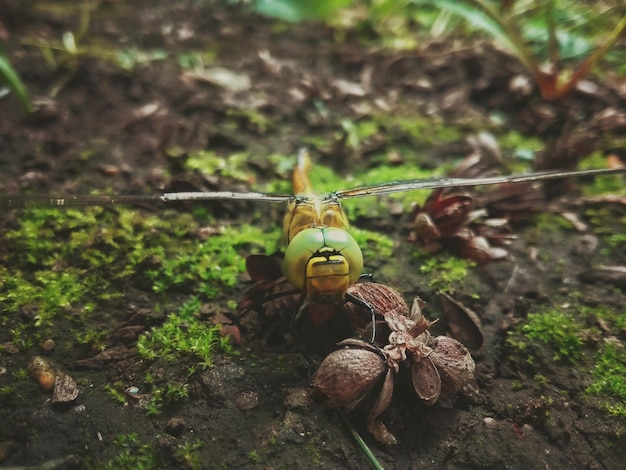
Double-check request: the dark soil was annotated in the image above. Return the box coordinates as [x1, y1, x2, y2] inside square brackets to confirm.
[1, 2, 625, 469]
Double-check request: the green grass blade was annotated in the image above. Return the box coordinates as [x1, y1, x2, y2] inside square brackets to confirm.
[0, 49, 32, 112]
[414, 0, 538, 74]
[338, 410, 384, 470]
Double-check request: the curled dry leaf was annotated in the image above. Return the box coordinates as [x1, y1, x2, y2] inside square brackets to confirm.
[407, 151, 562, 263]
[439, 293, 483, 352]
[367, 419, 398, 447]
[52, 372, 80, 404]
[579, 266, 626, 289]
[409, 188, 512, 264]
[183, 66, 251, 93]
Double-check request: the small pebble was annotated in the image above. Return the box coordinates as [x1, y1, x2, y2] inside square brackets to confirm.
[28, 356, 56, 392]
[483, 417, 497, 428]
[71, 404, 87, 414]
[165, 417, 187, 437]
[235, 390, 259, 410]
[0, 441, 14, 463]
[41, 339, 56, 351]
[284, 388, 312, 410]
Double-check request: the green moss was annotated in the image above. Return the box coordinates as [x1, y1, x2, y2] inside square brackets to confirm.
[147, 224, 280, 298]
[0, 210, 159, 319]
[580, 151, 626, 196]
[184, 150, 257, 182]
[387, 114, 462, 145]
[584, 206, 626, 255]
[417, 253, 474, 293]
[498, 130, 545, 162]
[586, 343, 626, 416]
[0, 200, 277, 359]
[98, 433, 158, 470]
[104, 383, 127, 405]
[350, 227, 395, 261]
[136, 298, 227, 368]
[226, 108, 273, 134]
[509, 300, 626, 414]
[340, 118, 380, 150]
[521, 309, 584, 363]
[177, 50, 218, 69]
[247, 450, 261, 463]
[176, 439, 203, 470]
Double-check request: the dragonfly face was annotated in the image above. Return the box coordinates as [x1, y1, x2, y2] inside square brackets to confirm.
[282, 191, 363, 303]
[283, 226, 363, 304]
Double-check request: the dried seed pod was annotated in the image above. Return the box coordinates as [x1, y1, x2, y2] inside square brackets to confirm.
[343, 282, 411, 341]
[313, 341, 387, 410]
[410, 356, 441, 404]
[428, 336, 475, 399]
[345, 282, 409, 319]
[28, 356, 57, 392]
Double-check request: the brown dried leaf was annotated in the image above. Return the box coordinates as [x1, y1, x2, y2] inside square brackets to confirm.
[458, 236, 510, 264]
[52, 372, 79, 403]
[74, 345, 136, 370]
[246, 254, 284, 282]
[439, 293, 483, 352]
[238, 255, 301, 317]
[183, 67, 251, 92]
[579, 266, 626, 289]
[368, 367, 394, 423]
[367, 419, 398, 446]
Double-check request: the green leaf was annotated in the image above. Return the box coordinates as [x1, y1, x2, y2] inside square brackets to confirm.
[0, 49, 32, 112]
[253, 0, 353, 22]
[412, 0, 538, 74]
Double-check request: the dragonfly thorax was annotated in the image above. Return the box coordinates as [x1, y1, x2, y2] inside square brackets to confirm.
[282, 195, 350, 245]
[283, 227, 363, 304]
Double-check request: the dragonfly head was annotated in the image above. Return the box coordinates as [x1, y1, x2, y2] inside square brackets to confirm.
[283, 227, 363, 304]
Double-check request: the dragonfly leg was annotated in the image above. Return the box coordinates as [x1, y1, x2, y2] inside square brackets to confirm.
[357, 273, 375, 283]
[344, 292, 378, 344]
[289, 298, 318, 379]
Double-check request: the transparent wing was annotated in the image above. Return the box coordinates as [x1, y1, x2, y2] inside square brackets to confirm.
[2, 167, 624, 209]
[0, 191, 293, 209]
[332, 167, 626, 200]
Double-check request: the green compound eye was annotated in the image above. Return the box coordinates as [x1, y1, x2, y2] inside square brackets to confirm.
[283, 227, 363, 302]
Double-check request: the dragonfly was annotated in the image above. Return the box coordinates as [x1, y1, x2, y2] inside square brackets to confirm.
[2, 150, 625, 312]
